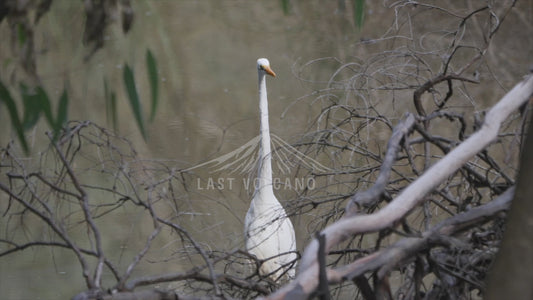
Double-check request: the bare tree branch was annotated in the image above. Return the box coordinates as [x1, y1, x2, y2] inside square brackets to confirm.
[2, 2, 530, 299]
[330, 186, 513, 282]
[346, 113, 416, 214]
[265, 75, 533, 299]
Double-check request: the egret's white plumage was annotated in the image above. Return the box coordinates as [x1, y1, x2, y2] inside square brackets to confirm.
[244, 58, 297, 280]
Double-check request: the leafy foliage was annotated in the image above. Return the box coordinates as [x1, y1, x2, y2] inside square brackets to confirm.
[123, 64, 147, 140]
[352, 0, 365, 29]
[104, 77, 118, 132]
[119, 49, 160, 141]
[146, 49, 159, 122]
[0, 0, 158, 150]
[0, 81, 69, 152]
[280, 0, 291, 15]
[0, 82, 28, 152]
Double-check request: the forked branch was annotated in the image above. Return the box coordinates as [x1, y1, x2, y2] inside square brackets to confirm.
[266, 75, 533, 299]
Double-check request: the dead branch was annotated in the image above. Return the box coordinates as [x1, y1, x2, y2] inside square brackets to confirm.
[329, 186, 513, 282]
[72, 289, 224, 300]
[265, 75, 533, 299]
[1, 2, 529, 299]
[315, 233, 330, 300]
[2, 121, 274, 299]
[346, 113, 416, 214]
[413, 74, 479, 117]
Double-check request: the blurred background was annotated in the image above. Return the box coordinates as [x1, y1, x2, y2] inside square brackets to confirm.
[1, 1, 531, 298]
[0, 2, 371, 298]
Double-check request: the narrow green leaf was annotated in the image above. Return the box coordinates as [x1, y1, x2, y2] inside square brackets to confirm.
[123, 64, 146, 139]
[280, 0, 290, 15]
[20, 85, 55, 130]
[36, 86, 53, 126]
[104, 78, 118, 132]
[0, 81, 29, 152]
[352, 0, 365, 29]
[146, 49, 159, 122]
[17, 24, 27, 46]
[54, 90, 69, 140]
[110, 92, 117, 131]
[20, 84, 42, 130]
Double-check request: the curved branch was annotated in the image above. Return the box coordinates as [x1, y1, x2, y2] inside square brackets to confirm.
[331, 186, 514, 282]
[413, 74, 479, 117]
[266, 75, 533, 299]
[346, 113, 416, 214]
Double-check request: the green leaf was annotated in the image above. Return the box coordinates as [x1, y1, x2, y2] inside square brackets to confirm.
[20, 84, 41, 130]
[0, 81, 29, 152]
[17, 24, 27, 46]
[352, 0, 365, 29]
[54, 90, 69, 140]
[123, 64, 147, 139]
[280, 0, 290, 15]
[20, 84, 66, 143]
[20, 84, 54, 129]
[104, 78, 118, 132]
[146, 49, 159, 122]
[37, 86, 53, 126]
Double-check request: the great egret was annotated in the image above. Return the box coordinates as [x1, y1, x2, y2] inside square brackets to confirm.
[244, 58, 297, 280]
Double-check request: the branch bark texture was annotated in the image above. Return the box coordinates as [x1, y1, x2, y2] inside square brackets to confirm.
[266, 75, 533, 299]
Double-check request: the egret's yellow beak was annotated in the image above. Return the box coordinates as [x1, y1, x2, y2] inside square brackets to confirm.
[263, 65, 276, 77]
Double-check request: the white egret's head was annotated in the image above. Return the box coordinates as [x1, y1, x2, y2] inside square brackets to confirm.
[257, 58, 276, 77]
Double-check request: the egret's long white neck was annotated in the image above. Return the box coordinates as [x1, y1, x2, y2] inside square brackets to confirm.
[257, 71, 274, 197]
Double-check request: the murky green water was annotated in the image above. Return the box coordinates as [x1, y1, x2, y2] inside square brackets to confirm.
[0, 2, 372, 298]
[1, 1, 530, 298]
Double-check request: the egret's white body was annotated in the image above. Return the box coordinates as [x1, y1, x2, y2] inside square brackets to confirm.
[244, 58, 297, 280]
